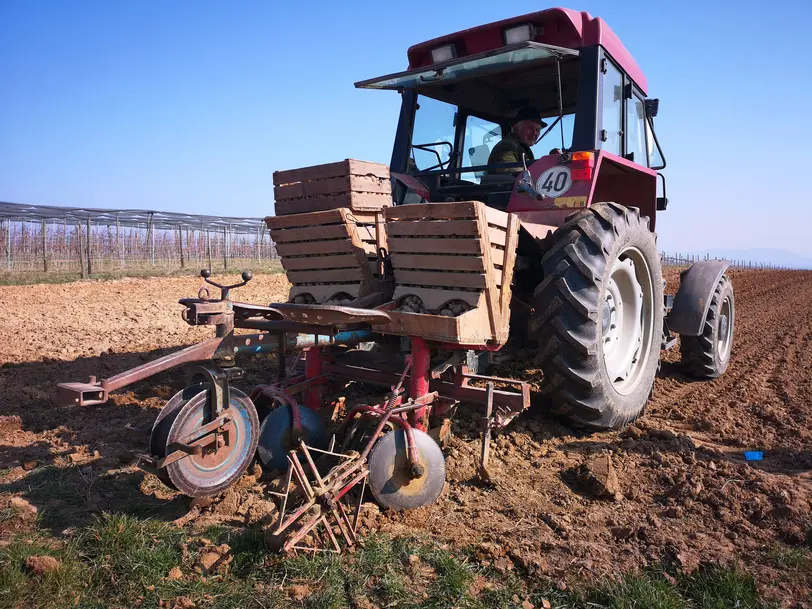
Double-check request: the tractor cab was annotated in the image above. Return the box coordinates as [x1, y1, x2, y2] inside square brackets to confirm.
[356, 8, 667, 224]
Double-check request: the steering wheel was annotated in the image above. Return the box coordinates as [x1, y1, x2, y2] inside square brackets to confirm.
[412, 141, 454, 172]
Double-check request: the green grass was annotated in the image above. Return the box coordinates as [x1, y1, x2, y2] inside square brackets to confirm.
[0, 511, 786, 609]
[0, 259, 284, 286]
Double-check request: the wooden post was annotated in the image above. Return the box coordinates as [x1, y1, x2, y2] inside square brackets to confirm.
[5, 220, 11, 270]
[256, 224, 262, 262]
[77, 223, 85, 278]
[223, 225, 228, 270]
[178, 223, 185, 268]
[41, 219, 48, 271]
[148, 213, 155, 266]
[86, 216, 92, 275]
[206, 229, 212, 271]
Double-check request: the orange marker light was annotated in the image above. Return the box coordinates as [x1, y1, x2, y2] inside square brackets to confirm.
[571, 151, 593, 161]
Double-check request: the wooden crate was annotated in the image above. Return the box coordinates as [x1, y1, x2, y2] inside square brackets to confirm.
[273, 159, 392, 216]
[265, 207, 386, 304]
[376, 201, 520, 346]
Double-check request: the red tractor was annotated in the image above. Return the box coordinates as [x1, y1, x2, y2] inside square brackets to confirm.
[355, 7, 734, 429]
[57, 8, 734, 553]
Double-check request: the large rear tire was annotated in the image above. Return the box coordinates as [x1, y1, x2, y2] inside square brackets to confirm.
[531, 203, 664, 430]
[680, 274, 734, 378]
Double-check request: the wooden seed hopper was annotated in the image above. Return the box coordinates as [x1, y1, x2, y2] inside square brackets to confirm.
[377, 201, 520, 347]
[272, 159, 392, 216]
[265, 208, 387, 304]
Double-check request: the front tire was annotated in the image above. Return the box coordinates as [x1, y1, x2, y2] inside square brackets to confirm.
[680, 274, 734, 378]
[531, 203, 664, 430]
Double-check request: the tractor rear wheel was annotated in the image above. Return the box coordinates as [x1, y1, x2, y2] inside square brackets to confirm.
[679, 274, 734, 378]
[531, 202, 664, 430]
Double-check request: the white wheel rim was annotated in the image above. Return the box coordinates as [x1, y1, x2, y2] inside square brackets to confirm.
[717, 295, 733, 360]
[601, 248, 655, 395]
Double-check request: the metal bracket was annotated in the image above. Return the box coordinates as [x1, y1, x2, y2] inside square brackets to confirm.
[192, 363, 231, 421]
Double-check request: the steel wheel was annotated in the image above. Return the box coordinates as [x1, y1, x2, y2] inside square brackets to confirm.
[153, 386, 259, 498]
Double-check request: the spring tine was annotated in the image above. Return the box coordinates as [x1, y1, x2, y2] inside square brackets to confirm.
[322, 514, 342, 552]
[353, 476, 367, 534]
[283, 510, 323, 553]
[274, 465, 294, 532]
[330, 502, 355, 546]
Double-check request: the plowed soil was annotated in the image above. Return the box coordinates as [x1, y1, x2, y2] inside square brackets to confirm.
[1, 269, 811, 606]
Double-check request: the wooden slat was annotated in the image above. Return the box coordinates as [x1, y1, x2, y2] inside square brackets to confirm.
[390, 253, 485, 272]
[273, 159, 390, 186]
[275, 175, 390, 200]
[392, 286, 483, 311]
[387, 220, 479, 237]
[276, 239, 354, 256]
[483, 205, 510, 229]
[394, 270, 486, 289]
[273, 193, 391, 216]
[282, 254, 359, 271]
[500, 212, 521, 326]
[475, 202, 501, 342]
[271, 224, 348, 242]
[384, 201, 478, 221]
[488, 227, 507, 247]
[388, 237, 482, 255]
[491, 248, 505, 266]
[288, 268, 364, 284]
[265, 209, 345, 230]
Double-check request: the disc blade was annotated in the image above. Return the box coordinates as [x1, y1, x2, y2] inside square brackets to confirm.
[368, 428, 446, 511]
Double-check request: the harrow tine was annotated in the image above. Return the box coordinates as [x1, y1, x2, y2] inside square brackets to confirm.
[333, 499, 357, 545]
[284, 509, 324, 553]
[299, 439, 327, 491]
[274, 465, 294, 528]
[353, 476, 367, 533]
[321, 514, 342, 553]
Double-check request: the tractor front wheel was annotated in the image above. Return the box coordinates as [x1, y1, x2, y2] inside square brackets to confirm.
[680, 274, 734, 378]
[531, 202, 664, 430]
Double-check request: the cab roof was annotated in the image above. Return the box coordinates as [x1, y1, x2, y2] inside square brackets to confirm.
[407, 7, 647, 95]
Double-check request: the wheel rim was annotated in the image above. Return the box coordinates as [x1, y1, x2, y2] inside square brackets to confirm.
[601, 247, 656, 395]
[717, 294, 733, 360]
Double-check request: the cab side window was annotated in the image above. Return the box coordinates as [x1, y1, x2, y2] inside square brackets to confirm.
[626, 95, 647, 166]
[600, 60, 623, 155]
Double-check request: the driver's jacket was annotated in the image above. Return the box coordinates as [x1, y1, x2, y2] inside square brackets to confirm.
[486, 132, 534, 173]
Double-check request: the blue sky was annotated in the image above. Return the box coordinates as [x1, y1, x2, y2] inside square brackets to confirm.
[2, 0, 811, 255]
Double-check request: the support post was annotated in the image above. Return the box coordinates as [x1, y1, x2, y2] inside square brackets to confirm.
[206, 229, 212, 271]
[148, 213, 155, 267]
[408, 337, 431, 431]
[223, 225, 229, 270]
[304, 347, 323, 410]
[86, 216, 92, 275]
[77, 223, 85, 279]
[178, 223, 185, 268]
[4, 220, 11, 270]
[41, 219, 48, 272]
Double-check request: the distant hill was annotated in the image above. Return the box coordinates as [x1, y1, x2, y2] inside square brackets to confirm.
[686, 248, 812, 270]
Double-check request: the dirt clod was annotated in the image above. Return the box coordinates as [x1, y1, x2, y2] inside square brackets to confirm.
[24, 555, 60, 574]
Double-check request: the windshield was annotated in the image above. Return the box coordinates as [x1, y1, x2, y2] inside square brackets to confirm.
[410, 94, 575, 182]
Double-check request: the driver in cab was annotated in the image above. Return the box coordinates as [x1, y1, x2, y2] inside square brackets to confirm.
[487, 106, 560, 174]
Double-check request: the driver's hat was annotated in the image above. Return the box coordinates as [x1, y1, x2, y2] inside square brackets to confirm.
[514, 106, 548, 128]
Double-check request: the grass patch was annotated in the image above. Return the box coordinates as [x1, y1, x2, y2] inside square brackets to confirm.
[680, 564, 778, 609]
[0, 260, 284, 286]
[588, 572, 685, 609]
[766, 543, 810, 570]
[0, 511, 787, 609]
